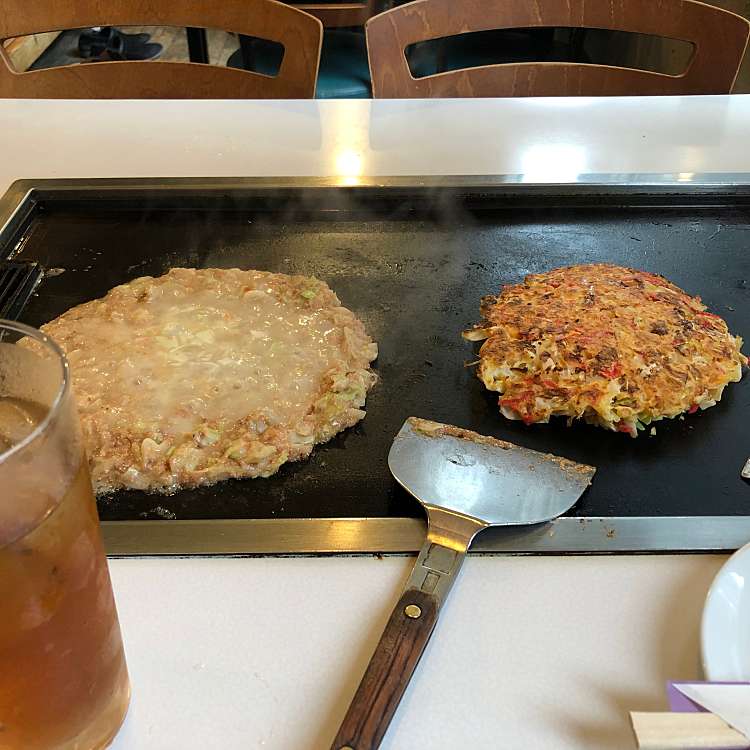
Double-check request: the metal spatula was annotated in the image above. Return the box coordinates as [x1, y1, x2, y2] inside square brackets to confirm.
[331, 417, 596, 750]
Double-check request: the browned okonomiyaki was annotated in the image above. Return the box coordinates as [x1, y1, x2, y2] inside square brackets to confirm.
[463, 263, 746, 436]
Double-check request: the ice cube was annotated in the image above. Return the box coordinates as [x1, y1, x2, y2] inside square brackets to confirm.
[0, 398, 42, 448]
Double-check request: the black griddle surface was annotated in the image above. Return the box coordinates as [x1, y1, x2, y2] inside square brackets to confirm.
[8, 191, 750, 521]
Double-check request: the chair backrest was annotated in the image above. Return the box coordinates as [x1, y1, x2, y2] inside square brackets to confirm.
[292, 0, 377, 29]
[0, 0, 323, 98]
[366, 0, 750, 98]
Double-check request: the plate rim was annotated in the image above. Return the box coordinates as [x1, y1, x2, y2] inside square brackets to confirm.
[701, 540, 750, 681]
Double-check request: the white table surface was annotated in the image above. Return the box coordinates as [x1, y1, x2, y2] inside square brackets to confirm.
[2, 96, 748, 749]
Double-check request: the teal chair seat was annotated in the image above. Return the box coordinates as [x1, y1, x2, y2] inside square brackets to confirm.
[228, 28, 371, 99]
[317, 29, 371, 99]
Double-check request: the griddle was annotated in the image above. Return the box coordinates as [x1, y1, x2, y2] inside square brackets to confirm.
[1, 177, 748, 555]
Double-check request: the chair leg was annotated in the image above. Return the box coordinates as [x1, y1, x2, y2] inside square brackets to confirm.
[186, 27, 209, 63]
[239, 35, 256, 70]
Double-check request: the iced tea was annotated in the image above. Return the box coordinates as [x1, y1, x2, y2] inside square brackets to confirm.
[0, 322, 129, 750]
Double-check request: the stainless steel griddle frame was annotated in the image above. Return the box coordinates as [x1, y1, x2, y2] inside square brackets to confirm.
[2, 174, 750, 556]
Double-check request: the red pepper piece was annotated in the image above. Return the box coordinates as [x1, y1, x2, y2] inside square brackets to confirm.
[640, 272, 670, 288]
[500, 390, 536, 423]
[600, 362, 623, 379]
[688, 403, 699, 414]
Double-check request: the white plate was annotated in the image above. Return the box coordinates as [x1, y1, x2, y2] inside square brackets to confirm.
[701, 541, 750, 681]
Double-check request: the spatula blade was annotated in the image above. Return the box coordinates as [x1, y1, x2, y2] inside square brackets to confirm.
[389, 417, 595, 526]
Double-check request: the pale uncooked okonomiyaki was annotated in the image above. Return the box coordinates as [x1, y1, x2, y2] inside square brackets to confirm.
[464, 264, 746, 436]
[42, 268, 378, 493]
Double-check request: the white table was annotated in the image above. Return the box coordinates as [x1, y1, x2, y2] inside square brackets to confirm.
[2, 97, 747, 749]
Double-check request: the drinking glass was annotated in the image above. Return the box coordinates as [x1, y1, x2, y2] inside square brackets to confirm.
[0, 320, 130, 750]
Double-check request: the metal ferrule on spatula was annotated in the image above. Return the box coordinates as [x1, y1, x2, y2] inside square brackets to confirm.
[393, 417, 595, 612]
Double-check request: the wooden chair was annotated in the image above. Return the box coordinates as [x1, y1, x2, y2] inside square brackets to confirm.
[0, 0, 323, 98]
[297, 0, 379, 97]
[230, 0, 379, 97]
[293, 0, 377, 29]
[365, 0, 750, 98]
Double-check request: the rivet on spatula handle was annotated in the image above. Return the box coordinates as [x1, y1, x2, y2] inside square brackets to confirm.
[330, 589, 438, 750]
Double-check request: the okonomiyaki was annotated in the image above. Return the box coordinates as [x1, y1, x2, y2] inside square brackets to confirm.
[41, 268, 378, 493]
[463, 264, 746, 436]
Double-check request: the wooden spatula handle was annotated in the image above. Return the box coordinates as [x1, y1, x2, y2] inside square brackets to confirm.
[330, 589, 438, 750]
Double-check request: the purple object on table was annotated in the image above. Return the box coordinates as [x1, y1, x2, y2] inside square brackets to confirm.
[667, 681, 750, 712]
